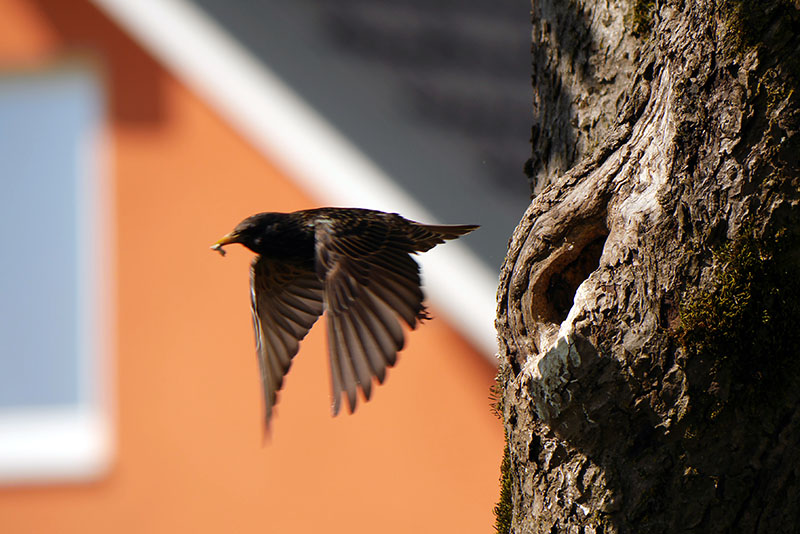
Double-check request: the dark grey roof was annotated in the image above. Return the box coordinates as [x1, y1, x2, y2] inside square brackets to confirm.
[189, 0, 533, 272]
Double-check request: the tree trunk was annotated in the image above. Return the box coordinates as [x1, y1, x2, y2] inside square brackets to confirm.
[495, 0, 800, 532]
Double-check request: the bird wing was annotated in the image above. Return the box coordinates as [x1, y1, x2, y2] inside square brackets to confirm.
[314, 217, 430, 416]
[250, 256, 324, 430]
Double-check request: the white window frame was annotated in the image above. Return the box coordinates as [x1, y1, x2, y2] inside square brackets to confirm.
[0, 60, 114, 484]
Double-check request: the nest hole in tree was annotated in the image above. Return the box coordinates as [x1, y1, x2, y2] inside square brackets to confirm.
[545, 234, 607, 323]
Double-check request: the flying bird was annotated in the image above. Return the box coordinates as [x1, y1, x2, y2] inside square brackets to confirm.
[211, 207, 478, 429]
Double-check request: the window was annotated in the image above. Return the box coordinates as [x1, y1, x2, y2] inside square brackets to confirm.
[0, 62, 113, 483]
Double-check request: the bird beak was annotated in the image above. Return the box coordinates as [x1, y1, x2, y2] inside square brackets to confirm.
[210, 233, 238, 257]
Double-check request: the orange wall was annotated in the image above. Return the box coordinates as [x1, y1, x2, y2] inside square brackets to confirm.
[0, 1, 504, 533]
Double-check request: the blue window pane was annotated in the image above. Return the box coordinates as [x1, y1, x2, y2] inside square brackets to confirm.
[0, 68, 102, 407]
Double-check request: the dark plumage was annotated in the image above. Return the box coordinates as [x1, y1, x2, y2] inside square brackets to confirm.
[211, 207, 478, 429]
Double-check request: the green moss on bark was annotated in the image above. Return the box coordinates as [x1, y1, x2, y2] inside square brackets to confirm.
[493, 444, 513, 534]
[630, 0, 657, 37]
[720, 0, 800, 82]
[679, 229, 800, 406]
[490, 375, 512, 533]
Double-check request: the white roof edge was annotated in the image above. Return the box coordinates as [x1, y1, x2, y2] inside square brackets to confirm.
[89, 0, 499, 359]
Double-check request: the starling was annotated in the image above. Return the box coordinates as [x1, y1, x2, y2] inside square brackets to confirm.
[211, 207, 478, 429]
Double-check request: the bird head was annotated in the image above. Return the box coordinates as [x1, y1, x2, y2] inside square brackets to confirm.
[211, 212, 283, 256]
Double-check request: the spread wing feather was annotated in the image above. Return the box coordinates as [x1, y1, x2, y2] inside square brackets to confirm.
[250, 257, 324, 430]
[313, 216, 451, 414]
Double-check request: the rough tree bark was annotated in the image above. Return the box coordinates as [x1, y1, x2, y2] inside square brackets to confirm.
[495, 0, 800, 532]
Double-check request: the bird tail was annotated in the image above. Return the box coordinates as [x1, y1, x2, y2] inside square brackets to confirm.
[422, 224, 479, 240]
[411, 223, 479, 252]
